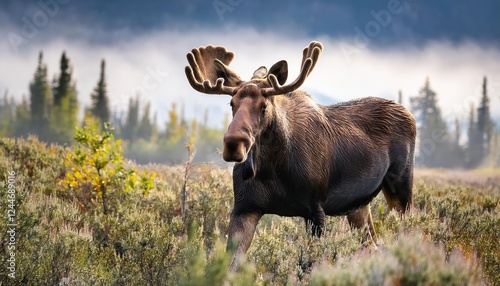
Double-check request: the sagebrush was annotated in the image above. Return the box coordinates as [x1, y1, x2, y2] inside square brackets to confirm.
[0, 135, 498, 285]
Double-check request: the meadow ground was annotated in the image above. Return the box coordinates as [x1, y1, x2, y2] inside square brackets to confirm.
[0, 136, 498, 285]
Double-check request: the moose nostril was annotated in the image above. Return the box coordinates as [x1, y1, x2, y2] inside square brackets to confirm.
[223, 134, 252, 162]
[224, 139, 240, 152]
[224, 133, 252, 148]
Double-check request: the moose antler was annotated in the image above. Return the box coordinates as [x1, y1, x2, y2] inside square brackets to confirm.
[185, 45, 237, 95]
[262, 41, 323, 96]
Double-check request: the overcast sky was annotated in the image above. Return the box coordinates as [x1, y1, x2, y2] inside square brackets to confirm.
[0, 1, 499, 128]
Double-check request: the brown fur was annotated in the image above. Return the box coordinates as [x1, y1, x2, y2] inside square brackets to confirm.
[185, 42, 416, 272]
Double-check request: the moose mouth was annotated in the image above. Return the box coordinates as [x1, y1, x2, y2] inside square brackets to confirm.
[223, 143, 256, 180]
[240, 148, 256, 180]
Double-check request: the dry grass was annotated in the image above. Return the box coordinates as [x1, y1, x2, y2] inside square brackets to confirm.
[0, 136, 498, 285]
[415, 168, 500, 192]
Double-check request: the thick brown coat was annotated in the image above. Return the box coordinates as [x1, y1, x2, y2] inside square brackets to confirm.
[184, 42, 416, 271]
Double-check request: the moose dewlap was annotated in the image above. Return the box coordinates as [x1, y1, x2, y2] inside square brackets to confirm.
[185, 41, 416, 271]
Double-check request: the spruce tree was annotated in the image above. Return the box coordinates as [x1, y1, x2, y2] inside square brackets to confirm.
[123, 96, 140, 142]
[466, 77, 495, 168]
[89, 59, 110, 124]
[137, 102, 153, 141]
[466, 104, 480, 167]
[51, 51, 79, 144]
[150, 112, 158, 143]
[410, 78, 451, 167]
[53, 52, 71, 105]
[29, 52, 52, 140]
[476, 76, 494, 160]
[450, 117, 465, 166]
[454, 118, 461, 147]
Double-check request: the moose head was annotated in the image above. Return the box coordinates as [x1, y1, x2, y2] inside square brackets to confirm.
[185, 42, 323, 178]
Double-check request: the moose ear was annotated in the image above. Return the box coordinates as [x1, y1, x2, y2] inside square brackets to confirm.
[214, 59, 242, 87]
[252, 66, 268, 80]
[267, 60, 288, 85]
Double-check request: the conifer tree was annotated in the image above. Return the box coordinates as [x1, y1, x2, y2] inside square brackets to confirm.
[109, 106, 124, 136]
[454, 118, 460, 146]
[450, 117, 465, 166]
[89, 59, 110, 124]
[12, 96, 31, 137]
[0, 90, 15, 137]
[137, 102, 153, 141]
[53, 52, 71, 105]
[51, 51, 79, 144]
[476, 76, 494, 159]
[410, 78, 451, 167]
[29, 52, 52, 140]
[467, 76, 495, 168]
[466, 104, 480, 167]
[123, 96, 140, 142]
[150, 112, 158, 143]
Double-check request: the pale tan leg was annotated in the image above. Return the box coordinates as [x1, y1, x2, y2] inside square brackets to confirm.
[382, 187, 405, 213]
[346, 203, 377, 244]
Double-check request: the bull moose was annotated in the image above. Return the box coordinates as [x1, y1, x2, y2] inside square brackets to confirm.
[185, 41, 416, 271]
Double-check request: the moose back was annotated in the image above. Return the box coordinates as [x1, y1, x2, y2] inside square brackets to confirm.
[185, 41, 416, 271]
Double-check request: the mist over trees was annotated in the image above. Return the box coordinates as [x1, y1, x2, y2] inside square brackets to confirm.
[468, 77, 495, 167]
[409, 76, 497, 168]
[1, 51, 227, 164]
[0, 51, 498, 168]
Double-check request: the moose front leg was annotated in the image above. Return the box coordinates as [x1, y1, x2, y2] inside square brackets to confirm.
[226, 211, 262, 272]
[305, 203, 326, 236]
[346, 203, 377, 245]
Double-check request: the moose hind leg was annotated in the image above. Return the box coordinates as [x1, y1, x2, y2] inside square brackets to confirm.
[347, 203, 377, 244]
[226, 211, 262, 272]
[382, 165, 413, 213]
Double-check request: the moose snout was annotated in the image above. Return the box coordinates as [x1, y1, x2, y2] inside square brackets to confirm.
[223, 133, 252, 163]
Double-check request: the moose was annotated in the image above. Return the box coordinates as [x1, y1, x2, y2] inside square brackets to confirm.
[185, 41, 416, 271]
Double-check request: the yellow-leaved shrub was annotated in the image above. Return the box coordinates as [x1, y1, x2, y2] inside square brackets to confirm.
[59, 119, 154, 214]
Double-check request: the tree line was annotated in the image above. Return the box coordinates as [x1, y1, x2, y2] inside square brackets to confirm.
[0, 51, 228, 164]
[409, 77, 498, 168]
[0, 51, 498, 168]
